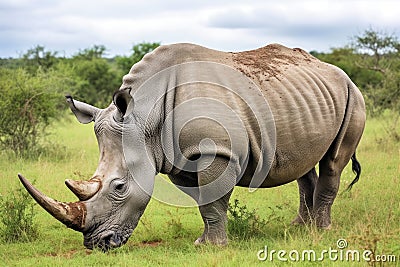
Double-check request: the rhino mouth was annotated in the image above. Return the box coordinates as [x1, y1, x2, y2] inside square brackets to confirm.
[84, 230, 127, 251]
[83, 223, 135, 251]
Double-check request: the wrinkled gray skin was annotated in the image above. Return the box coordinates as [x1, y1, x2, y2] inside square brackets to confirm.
[19, 43, 365, 251]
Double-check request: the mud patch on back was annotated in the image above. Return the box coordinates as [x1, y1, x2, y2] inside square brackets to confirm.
[232, 44, 316, 84]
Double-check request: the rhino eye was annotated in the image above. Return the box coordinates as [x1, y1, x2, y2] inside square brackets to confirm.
[111, 179, 128, 196]
[115, 183, 125, 191]
[108, 178, 130, 201]
[115, 184, 124, 190]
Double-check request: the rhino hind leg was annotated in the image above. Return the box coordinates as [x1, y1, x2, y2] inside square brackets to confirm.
[313, 122, 364, 228]
[292, 168, 318, 225]
[313, 153, 350, 229]
[194, 156, 236, 246]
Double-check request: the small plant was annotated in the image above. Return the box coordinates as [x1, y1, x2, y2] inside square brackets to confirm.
[166, 209, 188, 238]
[227, 199, 268, 239]
[372, 110, 400, 147]
[0, 184, 39, 242]
[382, 113, 400, 143]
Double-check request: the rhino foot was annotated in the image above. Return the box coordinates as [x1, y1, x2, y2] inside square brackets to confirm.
[291, 215, 309, 226]
[194, 233, 227, 246]
[291, 211, 332, 230]
[319, 224, 332, 230]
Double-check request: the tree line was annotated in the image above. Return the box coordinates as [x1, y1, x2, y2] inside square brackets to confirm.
[0, 42, 160, 157]
[0, 29, 399, 157]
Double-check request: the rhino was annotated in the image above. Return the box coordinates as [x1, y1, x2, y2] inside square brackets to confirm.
[18, 43, 365, 251]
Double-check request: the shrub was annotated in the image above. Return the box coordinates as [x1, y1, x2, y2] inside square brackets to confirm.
[0, 185, 39, 242]
[0, 68, 64, 157]
[166, 209, 188, 238]
[68, 58, 120, 107]
[227, 199, 268, 239]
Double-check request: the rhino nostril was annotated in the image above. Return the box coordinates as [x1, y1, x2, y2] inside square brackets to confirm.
[109, 234, 123, 248]
[109, 238, 119, 248]
[98, 231, 114, 251]
[100, 231, 113, 240]
[98, 231, 122, 251]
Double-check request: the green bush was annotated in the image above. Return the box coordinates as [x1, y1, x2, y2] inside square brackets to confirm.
[0, 185, 39, 243]
[68, 58, 120, 107]
[0, 68, 65, 157]
[227, 199, 287, 240]
[227, 199, 268, 239]
[166, 209, 189, 238]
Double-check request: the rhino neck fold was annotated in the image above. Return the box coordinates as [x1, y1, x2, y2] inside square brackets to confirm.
[126, 71, 177, 175]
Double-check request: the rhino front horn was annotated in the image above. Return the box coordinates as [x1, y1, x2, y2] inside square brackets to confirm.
[18, 174, 86, 232]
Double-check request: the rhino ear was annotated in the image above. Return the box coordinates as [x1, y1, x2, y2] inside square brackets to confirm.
[113, 89, 134, 118]
[66, 95, 100, 124]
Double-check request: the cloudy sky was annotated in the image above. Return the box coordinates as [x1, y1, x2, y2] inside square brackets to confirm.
[0, 0, 399, 58]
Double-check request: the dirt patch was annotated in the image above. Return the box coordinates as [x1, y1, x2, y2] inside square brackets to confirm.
[136, 239, 163, 247]
[44, 249, 79, 259]
[232, 44, 316, 84]
[139, 240, 163, 247]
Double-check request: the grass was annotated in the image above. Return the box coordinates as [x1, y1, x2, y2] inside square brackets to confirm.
[0, 115, 399, 266]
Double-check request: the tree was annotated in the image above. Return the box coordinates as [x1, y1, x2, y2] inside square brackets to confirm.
[74, 45, 107, 60]
[69, 45, 120, 107]
[352, 28, 400, 115]
[353, 28, 399, 73]
[115, 42, 160, 73]
[21, 45, 59, 74]
[69, 58, 120, 107]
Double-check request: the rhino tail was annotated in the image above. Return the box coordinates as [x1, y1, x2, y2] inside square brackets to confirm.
[345, 152, 361, 192]
[332, 80, 364, 192]
[331, 81, 355, 160]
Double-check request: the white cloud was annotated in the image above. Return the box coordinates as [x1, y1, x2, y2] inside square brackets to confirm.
[0, 0, 399, 57]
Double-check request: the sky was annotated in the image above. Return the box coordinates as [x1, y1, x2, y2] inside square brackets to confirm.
[0, 0, 399, 58]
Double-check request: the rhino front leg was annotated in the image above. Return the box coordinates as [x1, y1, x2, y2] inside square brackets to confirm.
[292, 168, 317, 225]
[195, 192, 232, 246]
[194, 156, 236, 246]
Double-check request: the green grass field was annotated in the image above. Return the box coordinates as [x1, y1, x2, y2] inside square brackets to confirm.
[0, 115, 399, 266]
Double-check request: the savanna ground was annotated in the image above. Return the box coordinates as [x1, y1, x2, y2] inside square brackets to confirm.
[0, 114, 399, 267]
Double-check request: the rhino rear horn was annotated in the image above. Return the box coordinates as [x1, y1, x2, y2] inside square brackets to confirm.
[18, 174, 86, 232]
[65, 178, 101, 201]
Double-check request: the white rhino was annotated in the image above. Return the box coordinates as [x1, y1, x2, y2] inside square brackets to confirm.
[19, 43, 365, 250]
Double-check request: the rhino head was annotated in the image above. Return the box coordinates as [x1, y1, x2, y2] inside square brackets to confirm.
[19, 91, 156, 251]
